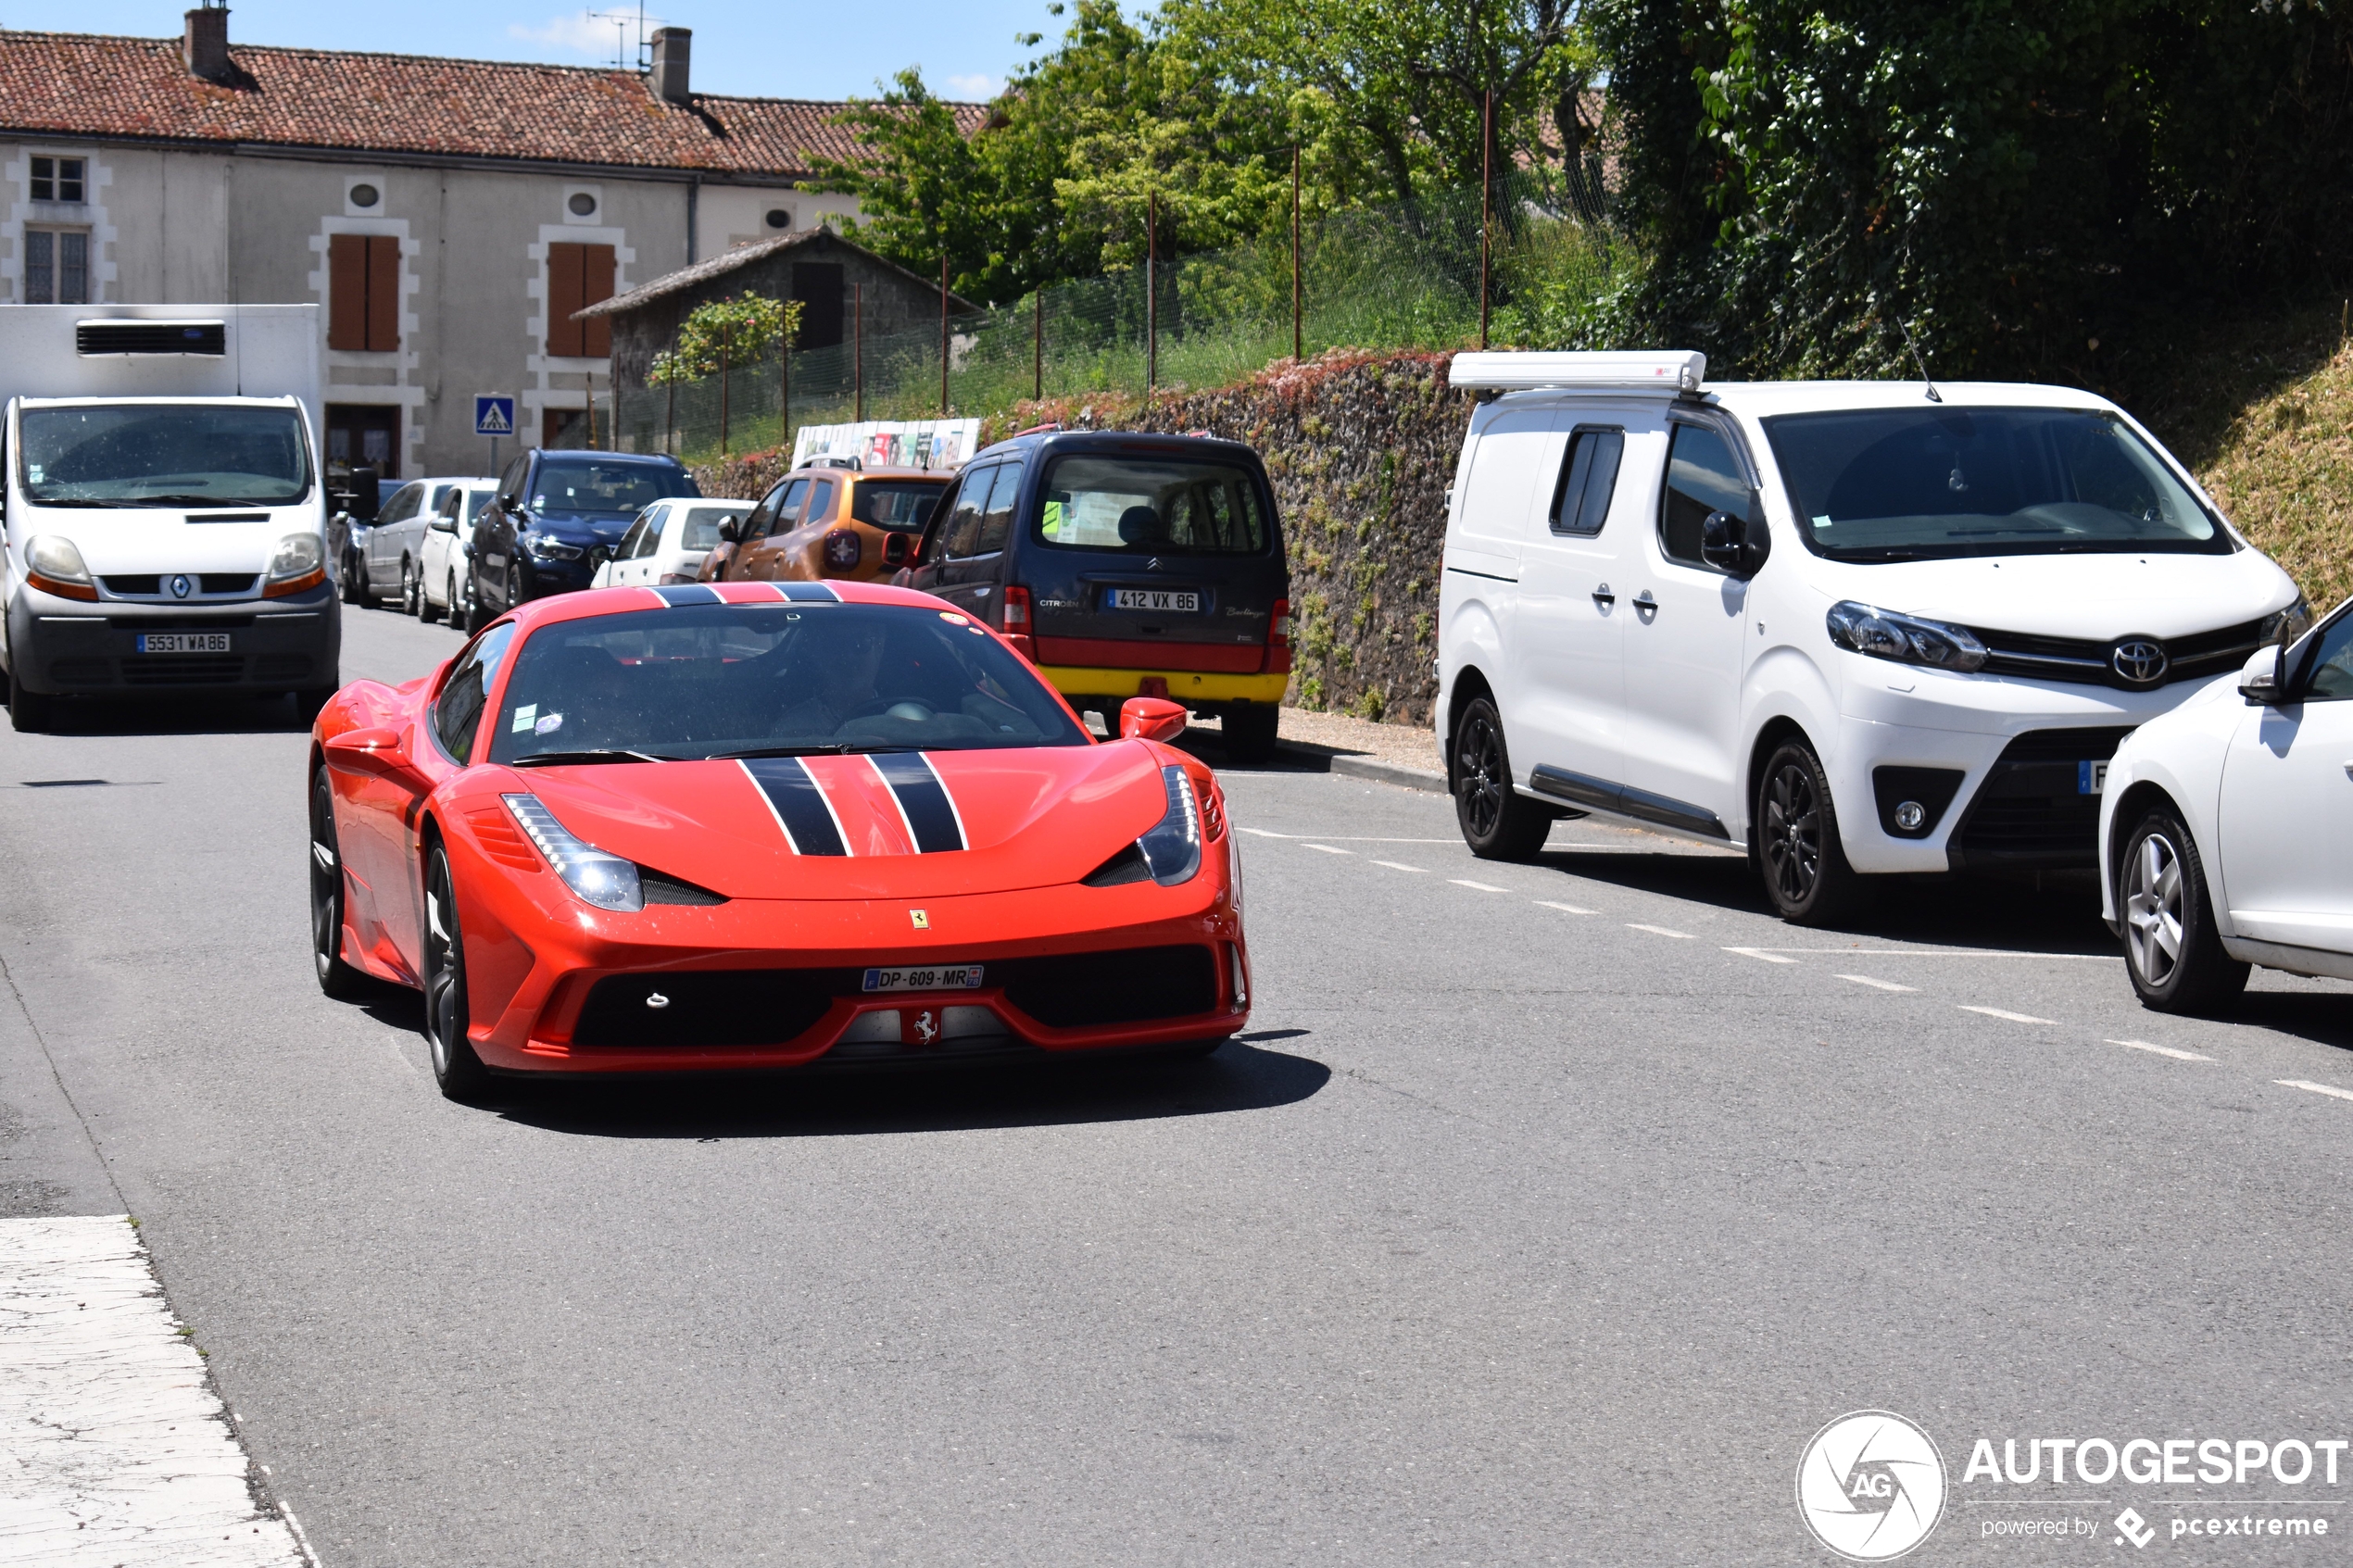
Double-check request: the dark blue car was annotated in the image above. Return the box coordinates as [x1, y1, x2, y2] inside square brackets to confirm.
[465, 450, 698, 630]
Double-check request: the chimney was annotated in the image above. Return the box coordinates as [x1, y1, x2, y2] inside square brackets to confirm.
[649, 28, 692, 106]
[183, 4, 232, 82]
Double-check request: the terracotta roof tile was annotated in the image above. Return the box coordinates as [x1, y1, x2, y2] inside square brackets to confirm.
[0, 29, 986, 179]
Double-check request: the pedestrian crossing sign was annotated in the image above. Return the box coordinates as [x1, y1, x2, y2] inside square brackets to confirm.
[474, 395, 516, 436]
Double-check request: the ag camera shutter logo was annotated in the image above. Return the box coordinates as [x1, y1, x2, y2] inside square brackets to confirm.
[1797, 1411, 1947, 1561]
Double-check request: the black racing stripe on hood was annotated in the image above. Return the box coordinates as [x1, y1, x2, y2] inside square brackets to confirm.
[740, 757, 848, 856]
[872, 752, 965, 853]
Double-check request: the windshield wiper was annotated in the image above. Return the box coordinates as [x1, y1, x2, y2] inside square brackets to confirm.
[510, 748, 674, 767]
[703, 742, 918, 761]
[24, 497, 113, 508]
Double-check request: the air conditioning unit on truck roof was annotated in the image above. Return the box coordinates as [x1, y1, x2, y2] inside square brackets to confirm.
[0, 303, 341, 734]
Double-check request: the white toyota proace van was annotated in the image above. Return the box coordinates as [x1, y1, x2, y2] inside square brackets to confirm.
[1435, 352, 2305, 922]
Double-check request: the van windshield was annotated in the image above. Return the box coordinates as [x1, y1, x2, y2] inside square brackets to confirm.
[19, 403, 311, 507]
[1762, 407, 2227, 561]
[1034, 453, 1269, 555]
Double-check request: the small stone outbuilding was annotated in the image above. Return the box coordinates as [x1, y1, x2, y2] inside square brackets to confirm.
[578, 227, 975, 396]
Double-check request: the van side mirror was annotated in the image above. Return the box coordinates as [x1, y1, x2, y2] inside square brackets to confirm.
[1702, 508, 1770, 577]
[883, 533, 911, 567]
[2240, 645, 2287, 705]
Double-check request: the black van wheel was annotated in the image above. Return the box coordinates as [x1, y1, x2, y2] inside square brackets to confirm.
[1452, 697, 1553, 860]
[1223, 705, 1279, 763]
[1755, 739, 1870, 925]
[6, 660, 54, 734]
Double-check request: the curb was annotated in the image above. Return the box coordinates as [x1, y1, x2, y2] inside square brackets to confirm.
[1327, 753, 1449, 795]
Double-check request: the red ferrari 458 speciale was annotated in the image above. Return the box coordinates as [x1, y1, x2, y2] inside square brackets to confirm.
[308, 581, 1250, 1098]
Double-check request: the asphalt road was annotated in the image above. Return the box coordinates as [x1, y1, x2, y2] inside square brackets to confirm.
[5, 599, 2352, 1566]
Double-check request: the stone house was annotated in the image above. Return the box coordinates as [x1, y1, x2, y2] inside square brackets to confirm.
[0, 7, 984, 477]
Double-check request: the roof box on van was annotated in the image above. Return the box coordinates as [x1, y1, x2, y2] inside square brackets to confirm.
[1450, 350, 1705, 394]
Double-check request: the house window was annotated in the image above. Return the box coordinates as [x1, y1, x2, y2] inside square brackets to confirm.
[31, 157, 85, 204]
[24, 229, 89, 304]
[546, 243, 615, 358]
[327, 232, 400, 352]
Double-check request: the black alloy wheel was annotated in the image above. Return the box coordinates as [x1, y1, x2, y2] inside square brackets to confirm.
[1452, 696, 1554, 860]
[341, 552, 366, 605]
[1755, 739, 1868, 925]
[461, 570, 489, 634]
[309, 769, 367, 998]
[422, 845, 494, 1102]
[2121, 806, 2249, 1013]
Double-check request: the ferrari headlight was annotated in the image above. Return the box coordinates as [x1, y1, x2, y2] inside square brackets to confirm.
[2259, 596, 2313, 646]
[1137, 765, 1203, 886]
[1825, 600, 1988, 672]
[502, 793, 644, 911]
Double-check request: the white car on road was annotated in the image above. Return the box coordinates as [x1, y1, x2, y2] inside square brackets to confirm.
[417, 478, 497, 626]
[2099, 597, 2353, 1009]
[1436, 352, 2307, 922]
[588, 497, 749, 590]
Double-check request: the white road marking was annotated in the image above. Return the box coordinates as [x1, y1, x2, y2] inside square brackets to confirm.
[1960, 1006, 2059, 1024]
[1238, 830, 1456, 843]
[0, 1215, 308, 1567]
[1735, 947, 2121, 962]
[2276, 1079, 2353, 1104]
[1724, 947, 1799, 964]
[1301, 844, 1353, 855]
[1450, 879, 1508, 892]
[1238, 827, 1289, 838]
[1628, 923, 1694, 939]
[1536, 900, 1597, 915]
[1837, 973, 1917, 992]
[2108, 1038, 2215, 1062]
[1371, 860, 1428, 873]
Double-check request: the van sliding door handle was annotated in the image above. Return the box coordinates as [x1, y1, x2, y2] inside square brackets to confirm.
[1591, 584, 1616, 607]
[1633, 591, 1659, 612]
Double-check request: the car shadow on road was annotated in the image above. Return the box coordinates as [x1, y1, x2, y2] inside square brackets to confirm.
[21, 693, 315, 736]
[486, 1031, 1331, 1140]
[1533, 844, 2120, 956]
[2226, 990, 2353, 1055]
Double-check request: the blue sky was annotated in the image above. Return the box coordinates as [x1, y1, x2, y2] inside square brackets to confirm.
[55, 1, 1063, 102]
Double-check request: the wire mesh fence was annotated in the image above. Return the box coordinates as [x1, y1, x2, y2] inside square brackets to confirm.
[598, 171, 1614, 467]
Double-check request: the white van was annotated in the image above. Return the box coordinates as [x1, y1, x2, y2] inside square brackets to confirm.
[0, 306, 337, 732]
[1435, 351, 2306, 922]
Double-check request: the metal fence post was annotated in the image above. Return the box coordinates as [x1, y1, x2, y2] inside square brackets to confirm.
[1292, 144, 1302, 363]
[1033, 290, 1043, 403]
[1479, 90, 1492, 351]
[939, 254, 950, 416]
[853, 282, 864, 422]
[585, 370, 598, 449]
[1145, 191, 1157, 393]
[719, 328, 730, 458]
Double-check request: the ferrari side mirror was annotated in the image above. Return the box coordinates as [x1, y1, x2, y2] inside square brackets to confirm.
[323, 725, 431, 792]
[1120, 696, 1189, 743]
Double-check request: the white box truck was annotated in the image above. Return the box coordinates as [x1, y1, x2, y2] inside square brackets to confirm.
[0, 304, 339, 732]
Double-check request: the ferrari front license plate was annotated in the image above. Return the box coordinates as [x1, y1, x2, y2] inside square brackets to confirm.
[136, 633, 232, 654]
[862, 963, 986, 994]
[1108, 588, 1199, 613]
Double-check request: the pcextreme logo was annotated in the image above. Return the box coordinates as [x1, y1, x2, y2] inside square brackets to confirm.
[1797, 1411, 1949, 1562]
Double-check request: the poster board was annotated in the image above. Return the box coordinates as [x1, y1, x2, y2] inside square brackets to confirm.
[791, 418, 980, 472]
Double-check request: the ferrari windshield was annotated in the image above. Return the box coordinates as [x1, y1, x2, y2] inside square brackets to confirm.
[1762, 407, 2228, 560]
[19, 403, 312, 506]
[489, 601, 1090, 763]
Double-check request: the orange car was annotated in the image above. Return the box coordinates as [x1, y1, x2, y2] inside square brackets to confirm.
[701, 463, 952, 585]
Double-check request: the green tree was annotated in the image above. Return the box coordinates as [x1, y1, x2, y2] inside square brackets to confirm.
[648, 295, 803, 385]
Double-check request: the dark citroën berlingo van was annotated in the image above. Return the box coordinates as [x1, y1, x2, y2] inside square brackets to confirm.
[900, 429, 1292, 760]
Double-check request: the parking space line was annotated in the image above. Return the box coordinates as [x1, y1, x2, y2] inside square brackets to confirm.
[1302, 844, 1352, 855]
[1371, 860, 1428, 873]
[1836, 974, 1917, 992]
[1733, 947, 2122, 962]
[1536, 900, 1597, 915]
[1724, 947, 1799, 964]
[2276, 1079, 2353, 1103]
[1628, 923, 1694, 939]
[2108, 1039, 2215, 1062]
[1960, 1006, 2059, 1024]
[1450, 879, 1507, 892]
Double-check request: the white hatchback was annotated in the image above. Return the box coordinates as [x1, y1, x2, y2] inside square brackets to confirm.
[2098, 598, 2353, 1009]
[589, 497, 750, 590]
[417, 479, 498, 626]
[1435, 352, 2307, 922]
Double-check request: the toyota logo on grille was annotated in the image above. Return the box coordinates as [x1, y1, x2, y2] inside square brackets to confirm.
[169, 573, 193, 599]
[2111, 638, 2169, 684]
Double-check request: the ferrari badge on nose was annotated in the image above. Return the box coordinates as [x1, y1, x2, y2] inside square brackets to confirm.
[904, 1009, 940, 1046]
[910, 909, 929, 929]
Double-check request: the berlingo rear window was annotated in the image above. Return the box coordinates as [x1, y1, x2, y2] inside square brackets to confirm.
[1034, 454, 1269, 555]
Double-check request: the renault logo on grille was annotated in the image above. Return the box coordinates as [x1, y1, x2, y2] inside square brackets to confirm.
[169, 573, 193, 599]
[2111, 638, 2169, 685]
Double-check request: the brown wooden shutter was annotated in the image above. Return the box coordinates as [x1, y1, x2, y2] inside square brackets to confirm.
[328, 235, 367, 351]
[547, 243, 585, 357]
[579, 245, 615, 358]
[364, 235, 400, 351]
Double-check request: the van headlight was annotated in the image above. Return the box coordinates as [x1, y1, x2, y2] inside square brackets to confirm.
[1137, 765, 1204, 885]
[1825, 600, 1988, 672]
[2259, 596, 2313, 646]
[262, 533, 327, 597]
[24, 534, 97, 599]
[503, 794, 643, 911]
